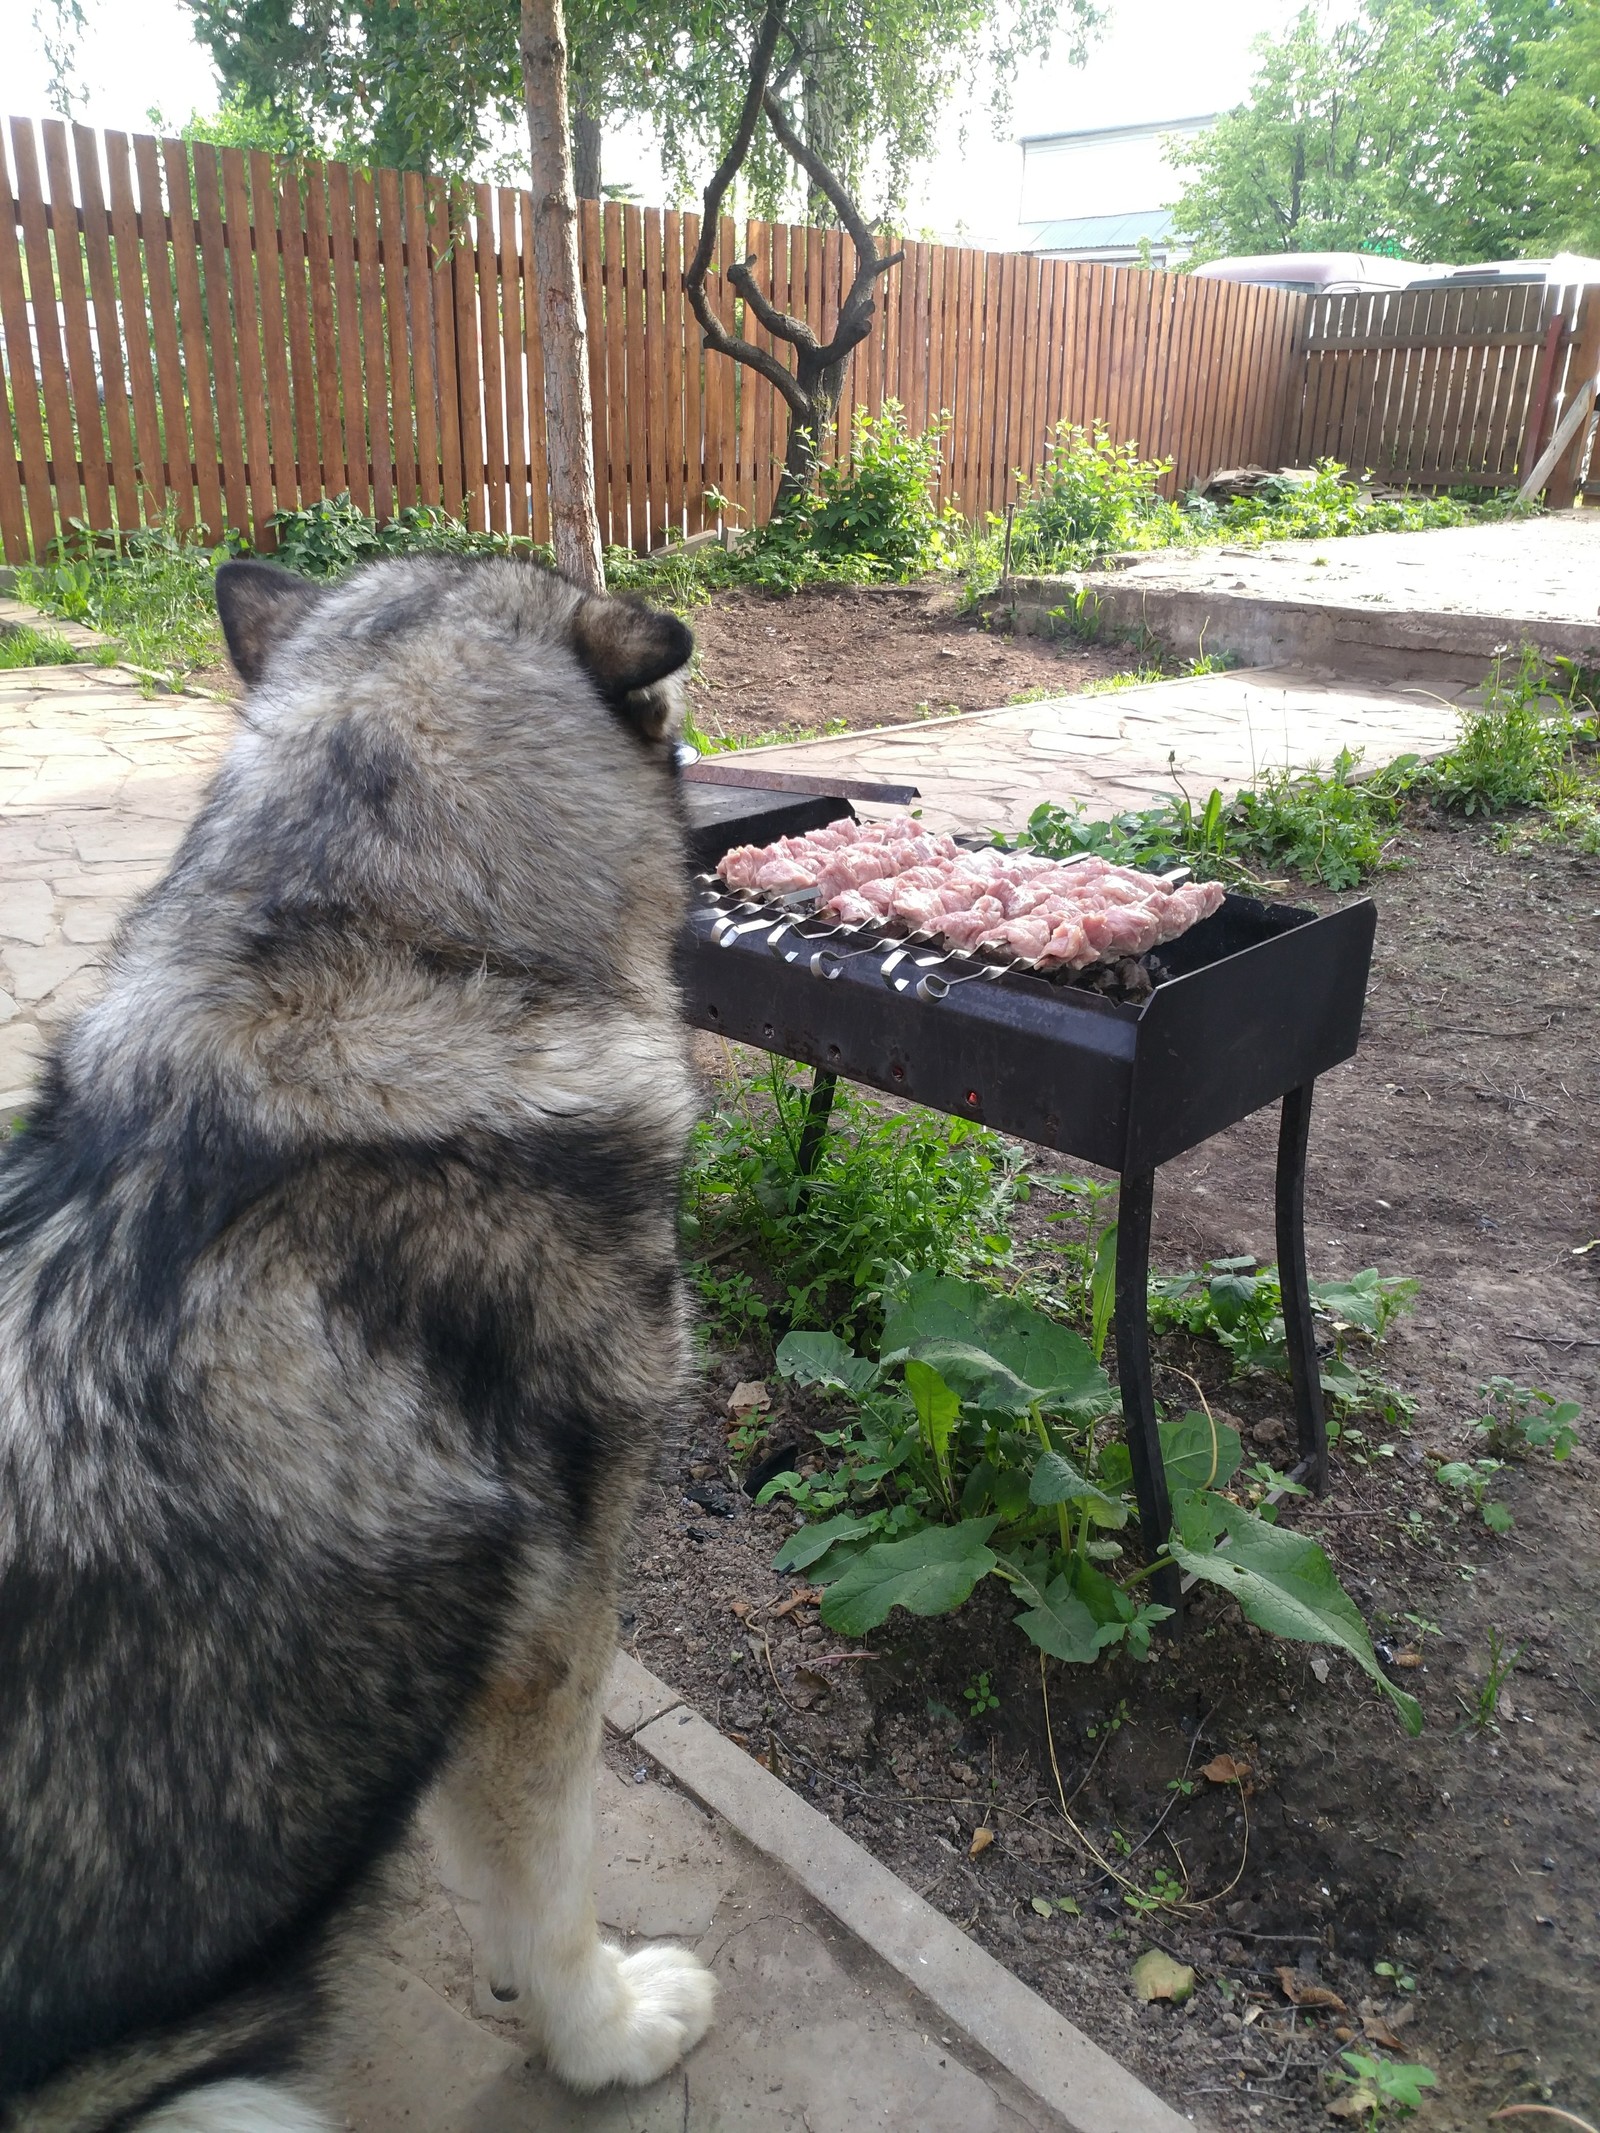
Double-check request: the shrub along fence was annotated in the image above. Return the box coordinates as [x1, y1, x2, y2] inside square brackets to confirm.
[0, 112, 1307, 563]
[2, 110, 1595, 568]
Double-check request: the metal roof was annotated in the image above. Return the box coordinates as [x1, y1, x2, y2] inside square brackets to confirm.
[1020, 209, 1174, 252]
[1018, 114, 1218, 149]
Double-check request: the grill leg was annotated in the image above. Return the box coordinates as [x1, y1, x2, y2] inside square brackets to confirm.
[795, 1067, 838, 1180]
[1114, 1169, 1180, 1619]
[1276, 1081, 1329, 1492]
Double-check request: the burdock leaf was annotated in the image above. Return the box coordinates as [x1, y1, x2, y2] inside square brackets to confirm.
[1166, 1498, 1423, 1735]
[776, 1331, 879, 1395]
[819, 1518, 999, 1635]
[1029, 1449, 1129, 1527]
[881, 1274, 1114, 1418]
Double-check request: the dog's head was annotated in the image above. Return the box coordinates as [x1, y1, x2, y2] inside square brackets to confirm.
[206, 555, 697, 981]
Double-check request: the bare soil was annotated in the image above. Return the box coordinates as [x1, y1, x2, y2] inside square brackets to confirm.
[622, 810, 1600, 2132]
[684, 583, 1143, 742]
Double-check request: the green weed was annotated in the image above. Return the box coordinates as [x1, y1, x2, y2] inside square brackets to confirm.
[1330, 2050, 1438, 2122]
[681, 1058, 1024, 1342]
[1460, 1625, 1522, 1733]
[1471, 1377, 1581, 1463]
[1424, 648, 1597, 818]
[963, 1670, 1001, 1717]
[1005, 746, 1413, 891]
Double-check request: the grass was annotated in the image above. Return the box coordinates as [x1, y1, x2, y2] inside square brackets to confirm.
[16, 518, 229, 684]
[0, 624, 87, 668]
[1008, 649, 1598, 890]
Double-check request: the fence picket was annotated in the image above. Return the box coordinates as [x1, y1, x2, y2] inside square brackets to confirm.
[0, 126, 51, 557]
[11, 118, 1588, 566]
[379, 168, 416, 512]
[251, 152, 297, 514]
[402, 171, 438, 507]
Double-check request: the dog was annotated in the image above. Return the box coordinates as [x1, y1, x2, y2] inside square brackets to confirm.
[0, 555, 716, 2131]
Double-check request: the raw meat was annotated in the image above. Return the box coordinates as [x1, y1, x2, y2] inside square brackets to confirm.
[712, 814, 1224, 969]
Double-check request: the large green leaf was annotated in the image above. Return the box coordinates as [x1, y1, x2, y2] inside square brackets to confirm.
[880, 1274, 1114, 1418]
[1159, 1411, 1243, 1494]
[1165, 1498, 1423, 1734]
[1000, 1556, 1123, 1662]
[819, 1518, 999, 1635]
[776, 1330, 880, 1396]
[1029, 1450, 1129, 1528]
[773, 1511, 880, 1577]
[905, 1360, 960, 1486]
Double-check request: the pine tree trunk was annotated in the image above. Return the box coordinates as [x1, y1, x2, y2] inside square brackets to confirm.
[520, 0, 605, 589]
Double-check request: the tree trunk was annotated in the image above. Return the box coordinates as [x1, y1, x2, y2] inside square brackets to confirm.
[571, 85, 602, 201]
[773, 353, 845, 516]
[520, 0, 605, 589]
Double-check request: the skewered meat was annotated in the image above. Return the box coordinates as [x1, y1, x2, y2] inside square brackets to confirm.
[712, 815, 1224, 968]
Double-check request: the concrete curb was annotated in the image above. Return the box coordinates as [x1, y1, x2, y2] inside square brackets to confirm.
[993, 574, 1600, 673]
[604, 1651, 1194, 2133]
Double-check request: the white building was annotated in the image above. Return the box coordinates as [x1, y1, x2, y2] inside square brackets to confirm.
[1017, 114, 1218, 266]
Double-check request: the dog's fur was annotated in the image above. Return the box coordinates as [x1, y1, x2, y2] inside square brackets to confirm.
[0, 556, 715, 2132]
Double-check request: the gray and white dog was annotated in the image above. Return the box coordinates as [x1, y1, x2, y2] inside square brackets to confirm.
[0, 557, 716, 2132]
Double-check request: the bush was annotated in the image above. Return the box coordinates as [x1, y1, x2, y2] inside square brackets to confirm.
[801, 402, 953, 573]
[266, 493, 551, 578]
[1007, 423, 1186, 574]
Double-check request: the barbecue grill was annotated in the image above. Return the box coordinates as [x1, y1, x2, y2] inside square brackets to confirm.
[680, 779, 1377, 1612]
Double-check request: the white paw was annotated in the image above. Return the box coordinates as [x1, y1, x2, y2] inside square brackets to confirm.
[543, 1941, 717, 2092]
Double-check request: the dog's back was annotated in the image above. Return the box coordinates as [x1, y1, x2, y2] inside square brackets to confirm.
[0, 557, 702, 2128]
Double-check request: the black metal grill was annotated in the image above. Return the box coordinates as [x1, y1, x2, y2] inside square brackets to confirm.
[679, 779, 1378, 1609]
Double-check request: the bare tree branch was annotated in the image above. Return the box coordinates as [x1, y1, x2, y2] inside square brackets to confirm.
[685, 0, 787, 289]
[728, 256, 817, 350]
[680, 0, 907, 518]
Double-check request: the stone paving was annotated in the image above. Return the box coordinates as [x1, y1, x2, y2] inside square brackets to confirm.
[1080, 510, 1600, 626]
[0, 601, 1483, 1109]
[0, 638, 237, 1112]
[730, 661, 1479, 838]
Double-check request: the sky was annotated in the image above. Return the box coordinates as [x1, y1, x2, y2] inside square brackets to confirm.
[1, 0, 1300, 247]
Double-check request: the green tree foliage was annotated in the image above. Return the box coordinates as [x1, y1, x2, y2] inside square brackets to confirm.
[176, 0, 1098, 213]
[1168, 0, 1596, 267]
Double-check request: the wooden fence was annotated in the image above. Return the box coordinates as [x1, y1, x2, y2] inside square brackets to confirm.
[1, 112, 1309, 565]
[1278, 281, 1600, 505]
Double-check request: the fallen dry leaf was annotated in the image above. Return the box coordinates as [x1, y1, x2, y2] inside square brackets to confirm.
[1361, 2014, 1406, 2049]
[727, 1379, 771, 1417]
[1131, 1950, 1196, 2005]
[770, 1585, 824, 1620]
[1327, 2086, 1379, 2120]
[1201, 1753, 1251, 1784]
[788, 1667, 831, 1710]
[728, 1599, 752, 1618]
[1276, 1966, 1348, 2013]
[968, 1826, 994, 1858]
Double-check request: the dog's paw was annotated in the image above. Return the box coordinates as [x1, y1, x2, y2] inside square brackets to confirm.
[543, 1941, 716, 2091]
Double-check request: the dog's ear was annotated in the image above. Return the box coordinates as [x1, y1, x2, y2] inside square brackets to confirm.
[215, 559, 325, 684]
[570, 593, 693, 740]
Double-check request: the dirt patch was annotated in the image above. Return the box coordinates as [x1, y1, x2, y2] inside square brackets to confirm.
[685, 583, 1143, 742]
[623, 814, 1600, 2133]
